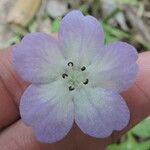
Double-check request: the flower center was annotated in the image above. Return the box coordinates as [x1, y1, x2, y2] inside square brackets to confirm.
[62, 62, 89, 91]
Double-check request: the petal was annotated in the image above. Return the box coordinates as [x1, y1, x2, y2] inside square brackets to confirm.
[20, 80, 74, 143]
[58, 10, 104, 65]
[13, 32, 65, 83]
[88, 42, 138, 92]
[74, 87, 130, 138]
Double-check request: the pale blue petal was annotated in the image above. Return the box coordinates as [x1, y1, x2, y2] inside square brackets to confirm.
[88, 42, 138, 92]
[74, 87, 130, 138]
[58, 10, 104, 65]
[13, 32, 65, 83]
[20, 80, 74, 143]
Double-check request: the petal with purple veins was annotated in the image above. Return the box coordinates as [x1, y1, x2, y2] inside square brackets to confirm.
[88, 41, 138, 92]
[74, 87, 130, 138]
[58, 10, 105, 65]
[13, 32, 65, 84]
[20, 80, 74, 143]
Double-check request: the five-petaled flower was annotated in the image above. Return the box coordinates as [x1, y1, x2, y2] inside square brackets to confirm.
[13, 10, 138, 143]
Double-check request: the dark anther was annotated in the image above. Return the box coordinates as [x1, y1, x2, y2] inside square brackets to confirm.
[69, 86, 75, 91]
[81, 66, 86, 71]
[83, 79, 89, 85]
[67, 62, 74, 67]
[62, 73, 68, 79]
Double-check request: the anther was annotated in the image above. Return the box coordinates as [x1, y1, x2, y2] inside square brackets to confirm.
[67, 62, 74, 67]
[62, 73, 68, 79]
[83, 79, 89, 85]
[69, 86, 75, 91]
[81, 66, 86, 71]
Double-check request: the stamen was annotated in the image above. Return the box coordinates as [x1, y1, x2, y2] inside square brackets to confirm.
[62, 73, 68, 79]
[83, 79, 89, 85]
[67, 62, 74, 67]
[69, 86, 75, 91]
[81, 66, 86, 71]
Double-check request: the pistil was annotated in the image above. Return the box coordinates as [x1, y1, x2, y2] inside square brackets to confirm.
[62, 62, 89, 91]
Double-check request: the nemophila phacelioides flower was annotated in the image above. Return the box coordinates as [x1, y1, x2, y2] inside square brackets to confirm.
[13, 10, 138, 143]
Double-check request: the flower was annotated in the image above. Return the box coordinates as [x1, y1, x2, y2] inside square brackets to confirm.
[13, 10, 138, 143]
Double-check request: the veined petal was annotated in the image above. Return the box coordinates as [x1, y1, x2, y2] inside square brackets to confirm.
[13, 32, 65, 83]
[58, 10, 104, 65]
[74, 87, 130, 138]
[88, 42, 138, 92]
[20, 80, 74, 143]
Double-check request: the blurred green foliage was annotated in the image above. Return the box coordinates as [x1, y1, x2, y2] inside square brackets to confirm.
[52, 16, 62, 33]
[107, 119, 150, 150]
[132, 119, 150, 138]
[102, 21, 130, 43]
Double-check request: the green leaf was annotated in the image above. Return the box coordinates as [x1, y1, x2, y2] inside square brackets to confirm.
[139, 141, 150, 150]
[142, 42, 150, 50]
[107, 131, 150, 150]
[79, 4, 89, 15]
[102, 21, 129, 40]
[107, 133, 137, 150]
[28, 21, 37, 33]
[105, 33, 119, 43]
[132, 118, 150, 138]
[51, 16, 62, 33]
